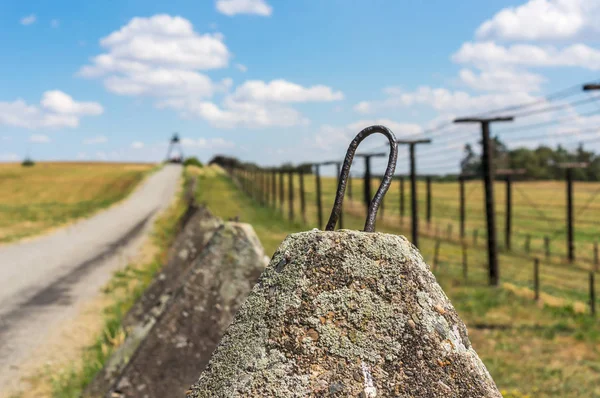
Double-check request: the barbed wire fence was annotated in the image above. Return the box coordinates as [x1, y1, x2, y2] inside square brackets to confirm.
[221, 79, 600, 317]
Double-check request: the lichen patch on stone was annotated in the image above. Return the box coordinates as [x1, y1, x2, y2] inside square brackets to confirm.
[190, 230, 502, 397]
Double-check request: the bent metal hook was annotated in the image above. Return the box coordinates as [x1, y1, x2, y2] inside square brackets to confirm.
[325, 125, 398, 232]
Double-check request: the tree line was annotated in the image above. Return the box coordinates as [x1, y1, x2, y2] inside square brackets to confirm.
[208, 155, 313, 173]
[461, 136, 600, 181]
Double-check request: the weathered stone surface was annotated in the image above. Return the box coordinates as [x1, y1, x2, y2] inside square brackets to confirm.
[83, 205, 224, 398]
[122, 205, 222, 328]
[190, 229, 501, 398]
[107, 222, 268, 398]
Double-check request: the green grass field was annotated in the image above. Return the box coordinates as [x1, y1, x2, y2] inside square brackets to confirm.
[195, 167, 600, 397]
[0, 162, 155, 243]
[231, 169, 598, 306]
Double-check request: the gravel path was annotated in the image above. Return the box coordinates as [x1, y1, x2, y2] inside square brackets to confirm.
[0, 164, 181, 394]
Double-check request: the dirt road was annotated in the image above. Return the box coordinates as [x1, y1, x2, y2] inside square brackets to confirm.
[0, 164, 181, 394]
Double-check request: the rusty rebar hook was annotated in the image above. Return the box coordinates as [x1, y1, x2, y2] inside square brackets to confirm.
[325, 125, 398, 232]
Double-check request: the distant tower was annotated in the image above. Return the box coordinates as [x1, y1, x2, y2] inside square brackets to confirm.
[166, 133, 184, 163]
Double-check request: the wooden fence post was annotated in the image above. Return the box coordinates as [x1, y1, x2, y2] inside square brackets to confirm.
[399, 176, 405, 225]
[473, 229, 478, 246]
[271, 169, 277, 208]
[459, 176, 465, 239]
[348, 173, 353, 199]
[590, 272, 596, 317]
[462, 242, 468, 281]
[261, 170, 266, 206]
[279, 170, 284, 214]
[288, 170, 294, 221]
[299, 169, 307, 224]
[594, 242, 598, 272]
[534, 258, 540, 301]
[544, 236, 550, 259]
[433, 239, 441, 270]
[315, 165, 323, 229]
[505, 175, 512, 251]
[426, 176, 432, 225]
[379, 175, 385, 220]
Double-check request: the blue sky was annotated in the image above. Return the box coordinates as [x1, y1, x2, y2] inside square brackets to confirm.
[1, 0, 600, 175]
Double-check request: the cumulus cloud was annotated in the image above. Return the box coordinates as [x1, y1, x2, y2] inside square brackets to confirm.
[312, 119, 423, 151]
[235, 63, 248, 72]
[83, 135, 108, 144]
[159, 79, 342, 128]
[354, 86, 537, 115]
[216, 0, 272, 16]
[79, 15, 342, 128]
[20, 14, 36, 26]
[230, 80, 344, 103]
[476, 0, 600, 41]
[79, 14, 230, 99]
[181, 137, 235, 149]
[458, 68, 546, 92]
[41, 90, 103, 115]
[453, 41, 600, 70]
[159, 97, 309, 129]
[131, 141, 144, 149]
[29, 134, 51, 143]
[0, 91, 103, 129]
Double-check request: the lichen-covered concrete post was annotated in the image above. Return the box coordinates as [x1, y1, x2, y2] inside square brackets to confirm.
[189, 229, 501, 397]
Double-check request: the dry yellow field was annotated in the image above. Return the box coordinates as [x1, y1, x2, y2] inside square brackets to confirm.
[0, 162, 155, 244]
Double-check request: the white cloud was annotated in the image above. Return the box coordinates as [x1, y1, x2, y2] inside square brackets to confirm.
[216, 0, 272, 16]
[235, 63, 248, 72]
[79, 14, 230, 99]
[453, 41, 600, 70]
[181, 137, 235, 149]
[103, 68, 215, 97]
[159, 78, 342, 128]
[476, 0, 600, 41]
[0, 91, 103, 129]
[29, 134, 50, 143]
[353, 101, 372, 114]
[41, 90, 103, 115]
[347, 119, 423, 137]
[96, 151, 107, 160]
[20, 14, 36, 26]
[312, 119, 423, 151]
[230, 79, 344, 103]
[51, 19, 60, 28]
[76, 152, 88, 160]
[159, 97, 309, 129]
[131, 141, 144, 149]
[354, 85, 537, 114]
[0, 153, 19, 162]
[83, 135, 108, 144]
[459, 68, 546, 92]
[79, 15, 343, 128]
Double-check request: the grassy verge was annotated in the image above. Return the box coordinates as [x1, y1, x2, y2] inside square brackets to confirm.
[43, 167, 188, 398]
[0, 162, 156, 244]
[195, 169, 600, 398]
